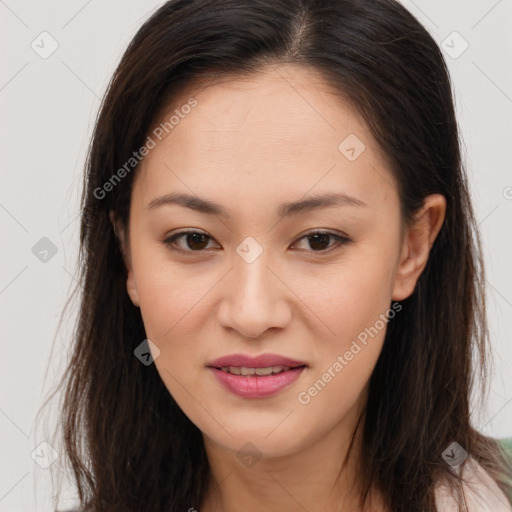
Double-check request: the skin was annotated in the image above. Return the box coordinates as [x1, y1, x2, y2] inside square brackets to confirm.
[114, 63, 446, 512]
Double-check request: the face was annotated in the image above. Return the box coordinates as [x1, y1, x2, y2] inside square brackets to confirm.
[117, 63, 436, 460]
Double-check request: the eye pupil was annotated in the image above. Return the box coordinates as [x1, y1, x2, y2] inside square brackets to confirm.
[308, 233, 330, 251]
[187, 233, 209, 250]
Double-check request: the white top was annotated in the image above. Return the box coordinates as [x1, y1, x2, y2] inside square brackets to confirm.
[435, 456, 512, 511]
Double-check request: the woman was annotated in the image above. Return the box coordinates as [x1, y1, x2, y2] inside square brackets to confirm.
[52, 0, 512, 510]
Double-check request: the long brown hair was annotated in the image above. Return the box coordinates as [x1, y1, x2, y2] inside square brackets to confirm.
[44, 0, 512, 510]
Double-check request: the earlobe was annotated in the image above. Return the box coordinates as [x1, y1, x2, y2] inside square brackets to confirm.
[126, 271, 140, 308]
[109, 210, 140, 308]
[391, 194, 446, 301]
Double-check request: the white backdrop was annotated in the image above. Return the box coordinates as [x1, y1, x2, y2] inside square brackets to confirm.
[1, 1, 511, 510]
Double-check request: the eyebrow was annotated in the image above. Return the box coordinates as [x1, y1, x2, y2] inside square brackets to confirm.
[146, 192, 367, 219]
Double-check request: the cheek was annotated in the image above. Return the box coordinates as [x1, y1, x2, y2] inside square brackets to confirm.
[296, 248, 397, 349]
[129, 246, 217, 381]
[131, 235, 210, 332]
[135, 266, 212, 414]
[292, 282, 391, 434]
[292, 245, 397, 402]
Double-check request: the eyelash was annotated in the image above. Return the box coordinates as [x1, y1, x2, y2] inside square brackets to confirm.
[161, 230, 352, 256]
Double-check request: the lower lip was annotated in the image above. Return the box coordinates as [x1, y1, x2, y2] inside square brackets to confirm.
[208, 366, 306, 398]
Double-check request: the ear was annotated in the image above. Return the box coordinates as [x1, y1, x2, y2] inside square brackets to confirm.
[109, 210, 140, 308]
[392, 194, 446, 301]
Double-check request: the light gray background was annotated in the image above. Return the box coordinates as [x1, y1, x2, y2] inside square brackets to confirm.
[1, 1, 511, 510]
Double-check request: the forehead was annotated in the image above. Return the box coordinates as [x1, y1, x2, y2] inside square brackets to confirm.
[153, 63, 369, 150]
[133, 63, 397, 212]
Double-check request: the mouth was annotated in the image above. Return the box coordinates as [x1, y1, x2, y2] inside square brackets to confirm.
[206, 353, 308, 371]
[212, 364, 307, 376]
[205, 353, 308, 397]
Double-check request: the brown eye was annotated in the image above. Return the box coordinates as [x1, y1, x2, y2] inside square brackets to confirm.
[306, 233, 332, 251]
[293, 231, 352, 253]
[163, 231, 216, 252]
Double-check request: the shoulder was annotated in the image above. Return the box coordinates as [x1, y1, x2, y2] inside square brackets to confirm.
[434, 455, 512, 512]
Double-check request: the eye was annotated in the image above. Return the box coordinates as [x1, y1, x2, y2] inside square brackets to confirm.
[162, 230, 217, 252]
[292, 230, 352, 253]
[161, 230, 352, 254]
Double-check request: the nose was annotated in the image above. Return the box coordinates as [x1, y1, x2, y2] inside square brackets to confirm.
[216, 252, 292, 339]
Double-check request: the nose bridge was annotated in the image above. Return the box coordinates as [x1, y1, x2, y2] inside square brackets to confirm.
[233, 235, 275, 298]
[235, 248, 274, 303]
[217, 237, 291, 338]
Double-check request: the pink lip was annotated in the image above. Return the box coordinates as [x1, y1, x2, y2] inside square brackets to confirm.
[208, 366, 306, 398]
[206, 353, 308, 399]
[206, 353, 307, 369]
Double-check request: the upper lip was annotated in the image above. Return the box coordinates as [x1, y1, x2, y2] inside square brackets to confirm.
[206, 353, 308, 369]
